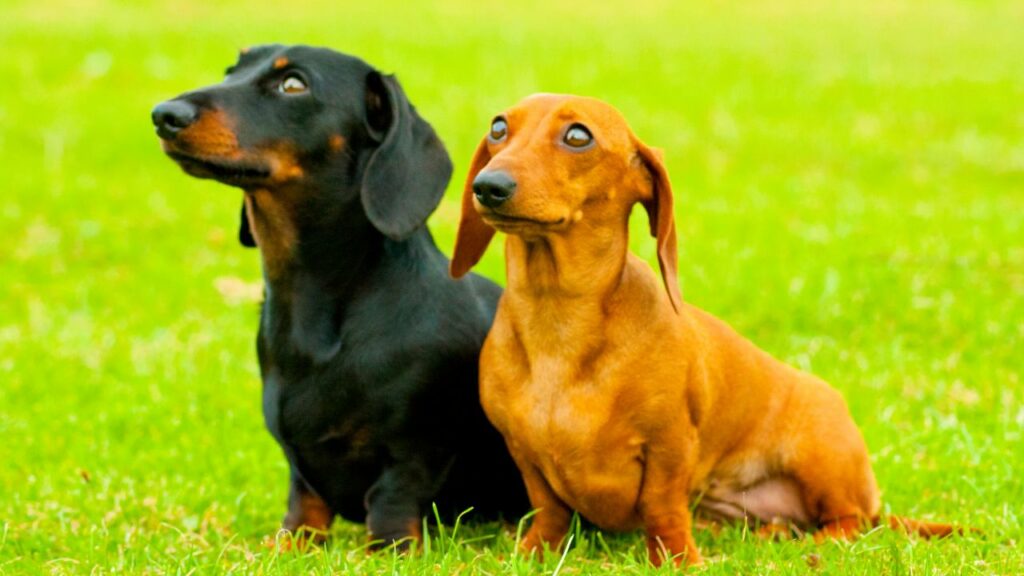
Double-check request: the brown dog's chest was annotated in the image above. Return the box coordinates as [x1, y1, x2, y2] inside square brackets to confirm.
[483, 350, 649, 531]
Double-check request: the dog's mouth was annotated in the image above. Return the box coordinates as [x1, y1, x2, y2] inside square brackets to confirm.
[480, 211, 566, 230]
[164, 150, 273, 186]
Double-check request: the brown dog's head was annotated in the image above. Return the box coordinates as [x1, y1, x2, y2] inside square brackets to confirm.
[450, 94, 681, 312]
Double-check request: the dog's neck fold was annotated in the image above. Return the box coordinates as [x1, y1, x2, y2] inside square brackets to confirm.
[504, 212, 631, 311]
[244, 185, 381, 285]
[244, 184, 385, 364]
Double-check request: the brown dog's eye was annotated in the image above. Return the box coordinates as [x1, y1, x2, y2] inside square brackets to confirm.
[279, 75, 308, 94]
[564, 124, 593, 148]
[489, 118, 508, 142]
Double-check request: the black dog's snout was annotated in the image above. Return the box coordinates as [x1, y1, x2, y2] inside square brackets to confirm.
[151, 100, 199, 139]
[472, 171, 517, 209]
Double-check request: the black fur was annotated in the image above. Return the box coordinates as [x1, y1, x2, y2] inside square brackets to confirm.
[153, 44, 527, 545]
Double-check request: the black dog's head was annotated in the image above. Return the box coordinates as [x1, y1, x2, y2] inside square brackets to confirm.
[152, 44, 453, 247]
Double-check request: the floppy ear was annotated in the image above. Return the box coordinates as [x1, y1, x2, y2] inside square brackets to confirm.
[635, 141, 682, 313]
[449, 138, 495, 278]
[361, 71, 454, 240]
[238, 202, 256, 248]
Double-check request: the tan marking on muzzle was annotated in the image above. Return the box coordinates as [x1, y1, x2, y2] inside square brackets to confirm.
[172, 109, 243, 160]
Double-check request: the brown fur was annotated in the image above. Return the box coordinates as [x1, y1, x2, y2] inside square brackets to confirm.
[242, 190, 298, 278]
[162, 109, 243, 160]
[450, 94, 959, 566]
[273, 491, 333, 552]
[162, 111, 305, 279]
[329, 133, 346, 152]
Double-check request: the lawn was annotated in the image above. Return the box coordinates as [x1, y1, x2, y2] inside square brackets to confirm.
[1, 0, 1022, 573]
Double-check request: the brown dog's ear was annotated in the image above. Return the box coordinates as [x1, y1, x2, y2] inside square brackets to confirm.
[361, 71, 453, 240]
[449, 138, 495, 278]
[635, 141, 682, 313]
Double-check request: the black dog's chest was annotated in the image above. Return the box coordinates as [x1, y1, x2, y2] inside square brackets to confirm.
[261, 359, 384, 517]
[260, 348, 373, 447]
[263, 281, 343, 366]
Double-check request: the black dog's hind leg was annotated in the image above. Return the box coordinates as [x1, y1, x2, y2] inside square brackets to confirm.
[364, 449, 453, 550]
[282, 467, 334, 545]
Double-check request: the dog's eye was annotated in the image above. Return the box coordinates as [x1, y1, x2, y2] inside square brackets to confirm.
[564, 124, 593, 148]
[489, 118, 508, 142]
[278, 75, 308, 94]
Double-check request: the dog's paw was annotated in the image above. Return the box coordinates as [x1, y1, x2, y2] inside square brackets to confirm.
[367, 518, 422, 553]
[263, 528, 326, 554]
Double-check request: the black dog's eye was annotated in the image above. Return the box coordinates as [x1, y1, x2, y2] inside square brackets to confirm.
[278, 74, 308, 94]
[564, 124, 593, 148]
[489, 118, 508, 142]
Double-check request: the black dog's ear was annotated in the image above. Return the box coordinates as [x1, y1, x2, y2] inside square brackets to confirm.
[238, 203, 256, 248]
[361, 71, 453, 240]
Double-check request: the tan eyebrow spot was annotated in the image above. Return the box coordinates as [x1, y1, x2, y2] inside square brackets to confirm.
[240, 46, 251, 55]
[329, 134, 346, 152]
[273, 57, 289, 69]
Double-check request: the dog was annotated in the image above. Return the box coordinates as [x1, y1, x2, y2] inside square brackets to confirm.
[152, 44, 527, 548]
[449, 93, 958, 566]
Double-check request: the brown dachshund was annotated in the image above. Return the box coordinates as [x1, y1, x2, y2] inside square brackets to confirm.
[449, 94, 958, 566]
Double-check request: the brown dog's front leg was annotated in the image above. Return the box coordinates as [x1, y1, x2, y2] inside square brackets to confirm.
[643, 510, 701, 567]
[637, 443, 702, 567]
[517, 464, 572, 559]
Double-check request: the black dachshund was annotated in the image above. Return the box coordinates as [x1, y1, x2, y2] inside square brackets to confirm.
[152, 44, 527, 547]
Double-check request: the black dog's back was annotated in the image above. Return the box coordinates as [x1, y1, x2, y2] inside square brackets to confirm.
[153, 44, 526, 546]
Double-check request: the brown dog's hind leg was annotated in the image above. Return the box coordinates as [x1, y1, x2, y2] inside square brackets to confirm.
[814, 515, 870, 543]
[784, 384, 882, 544]
[799, 466, 878, 545]
[756, 521, 799, 540]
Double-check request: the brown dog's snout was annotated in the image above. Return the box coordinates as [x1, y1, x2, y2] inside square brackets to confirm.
[151, 99, 199, 139]
[472, 170, 517, 209]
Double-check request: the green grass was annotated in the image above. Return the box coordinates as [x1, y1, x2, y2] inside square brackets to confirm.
[2, 0, 1022, 573]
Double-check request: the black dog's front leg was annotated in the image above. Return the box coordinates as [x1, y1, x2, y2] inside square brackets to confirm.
[364, 450, 453, 550]
[282, 466, 334, 545]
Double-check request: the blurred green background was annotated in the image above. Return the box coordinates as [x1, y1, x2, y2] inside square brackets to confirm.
[1, 0, 1021, 573]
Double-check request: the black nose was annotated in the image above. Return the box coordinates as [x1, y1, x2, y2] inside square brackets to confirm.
[472, 171, 517, 209]
[151, 99, 198, 139]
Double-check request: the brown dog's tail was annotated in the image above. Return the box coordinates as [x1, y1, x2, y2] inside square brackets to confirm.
[885, 515, 973, 538]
